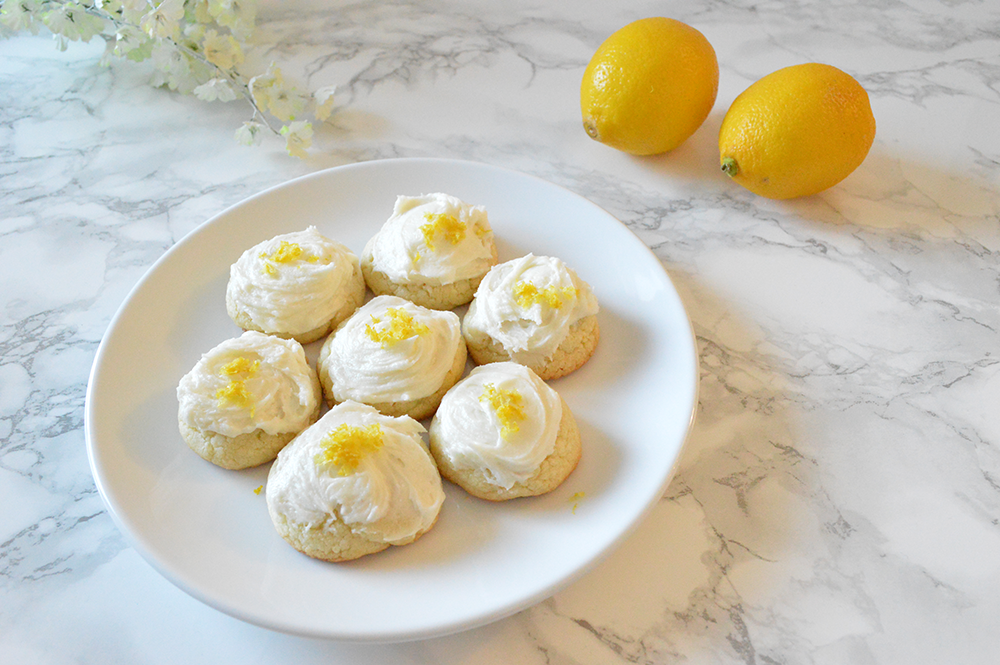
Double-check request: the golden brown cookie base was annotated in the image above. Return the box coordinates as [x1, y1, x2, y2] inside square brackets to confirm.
[430, 398, 582, 501]
[464, 314, 599, 380]
[180, 410, 317, 470]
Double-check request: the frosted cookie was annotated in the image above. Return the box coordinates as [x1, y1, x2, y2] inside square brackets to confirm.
[462, 254, 600, 380]
[318, 295, 467, 420]
[226, 226, 366, 344]
[266, 401, 445, 562]
[429, 362, 581, 501]
[176, 331, 321, 469]
[361, 193, 498, 310]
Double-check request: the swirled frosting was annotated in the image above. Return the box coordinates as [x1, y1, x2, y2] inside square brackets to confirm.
[367, 193, 495, 284]
[176, 331, 319, 437]
[266, 401, 444, 544]
[430, 362, 562, 489]
[320, 295, 463, 403]
[226, 226, 359, 335]
[463, 254, 599, 363]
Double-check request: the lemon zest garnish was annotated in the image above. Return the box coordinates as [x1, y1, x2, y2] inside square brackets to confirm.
[569, 491, 586, 513]
[258, 241, 319, 276]
[412, 250, 421, 265]
[314, 423, 384, 476]
[473, 223, 490, 238]
[420, 212, 466, 252]
[480, 383, 525, 440]
[253, 485, 264, 495]
[220, 356, 260, 377]
[512, 280, 577, 310]
[365, 307, 429, 347]
[216, 381, 254, 415]
[215, 356, 259, 415]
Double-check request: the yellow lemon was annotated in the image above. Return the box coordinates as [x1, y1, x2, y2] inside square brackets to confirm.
[719, 63, 876, 199]
[580, 17, 719, 155]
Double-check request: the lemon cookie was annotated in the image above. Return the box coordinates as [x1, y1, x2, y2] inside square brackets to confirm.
[318, 295, 466, 420]
[266, 401, 445, 562]
[361, 193, 498, 309]
[176, 331, 321, 469]
[462, 254, 600, 380]
[429, 362, 581, 501]
[226, 226, 366, 344]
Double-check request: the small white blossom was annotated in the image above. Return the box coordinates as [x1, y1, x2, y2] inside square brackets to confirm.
[140, 0, 185, 40]
[280, 121, 313, 158]
[250, 63, 307, 122]
[194, 77, 239, 102]
[43, 2, 105, 42]
[235, 121, 264, 146]
[202, 29, 244, 70]
[314, 85, 337, 121]
[1, 0, 43, 33]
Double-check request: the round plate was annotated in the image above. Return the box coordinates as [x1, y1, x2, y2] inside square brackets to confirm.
[85, 158, 698, 642]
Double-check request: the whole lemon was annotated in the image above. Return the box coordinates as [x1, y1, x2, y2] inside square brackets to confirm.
[719, 63, 876, 199]
[580, 17, 719, 155]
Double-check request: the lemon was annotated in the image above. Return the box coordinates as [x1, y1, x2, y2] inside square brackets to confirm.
[719, 63, 876, 199]
[580, 17, 719, 155]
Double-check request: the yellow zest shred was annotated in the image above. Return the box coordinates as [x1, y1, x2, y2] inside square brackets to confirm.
[420, 212, 466, 251]
[365, 307, 429, 347]
[314, 423, 384, 476]
[259, 240, 319, 276]
[216, 381, 254, 414]
[220, 356, 260, 377]
[480, 383, 525, 440]
[570, 491, 586, 513]
[216, 356, 259, 414]
[253, 485, 264, 495]
[512, 280, 577, 310]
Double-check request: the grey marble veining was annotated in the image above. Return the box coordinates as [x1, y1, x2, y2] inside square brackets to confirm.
[2, 0, 1000, 662]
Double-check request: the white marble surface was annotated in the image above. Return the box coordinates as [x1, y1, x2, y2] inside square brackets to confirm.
[2, 0, 1000, 662]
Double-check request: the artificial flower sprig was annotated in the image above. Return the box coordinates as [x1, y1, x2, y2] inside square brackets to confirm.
[0, 0, 334, 157]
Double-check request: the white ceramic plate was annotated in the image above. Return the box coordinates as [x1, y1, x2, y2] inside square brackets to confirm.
[85, 158, 698, 642]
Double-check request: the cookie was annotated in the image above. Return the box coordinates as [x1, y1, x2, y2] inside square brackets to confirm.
[266, 401, 445, 562]
[226, 226, 366, 344]
[176, 331, 321, 469]
[429, 362, 581, 500]
[361, 193, 498, 310]
[318, 295, 467, 420]
[462, 254, 600, 379]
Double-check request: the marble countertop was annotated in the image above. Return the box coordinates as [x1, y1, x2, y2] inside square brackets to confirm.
[3, 0, 999, 662]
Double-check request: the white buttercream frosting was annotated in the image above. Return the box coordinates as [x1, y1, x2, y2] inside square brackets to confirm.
[430, 362, 562, 489]
[266, 401, 444, 544]
[320, 295, 463, 403]
[226, 226, 359, 335]
[176, 331, 319, 437]
[462, 254, 599, 363]
[367, 193, 495, 284]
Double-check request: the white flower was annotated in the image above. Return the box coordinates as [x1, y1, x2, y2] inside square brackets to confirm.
[112, 24, 148, 57]
[314, 85, 337, 121]
[202, 29, 244, 70]
[208, 0, 256, 40]
[194, 77, 238, 102]
[235, 120, 265, 146]
[280, 121, 313, 158]
[1, 0, 43, 33]
[250, 63, 306, 122]
[140, 0, 185, 40]
[43, 2, 106, 42]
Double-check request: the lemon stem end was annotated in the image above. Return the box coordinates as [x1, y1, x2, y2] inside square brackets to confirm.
[583, 118, 600, 141]
[721, 157, 739, 178]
